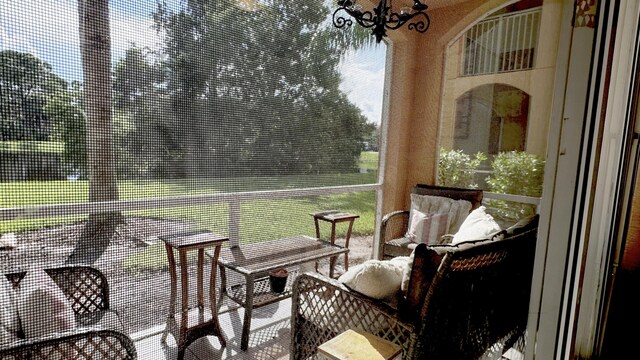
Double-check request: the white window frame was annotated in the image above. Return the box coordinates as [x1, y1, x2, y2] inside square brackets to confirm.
[527, 1, 640, 359]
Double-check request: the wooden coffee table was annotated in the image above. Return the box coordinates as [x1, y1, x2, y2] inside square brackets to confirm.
[209, 235, 348, 350]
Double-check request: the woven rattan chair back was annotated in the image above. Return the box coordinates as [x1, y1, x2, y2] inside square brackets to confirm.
[412, 184, 484, 210]
[1, 265, 136, 360]
[379, 184, 484, 259]
[408, 216, 538, 359]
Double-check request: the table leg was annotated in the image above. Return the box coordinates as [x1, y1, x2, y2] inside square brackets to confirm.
[314, 217, 321, 239]
[314, 217, 321, 272]
[241, 275, 255, 351]
[218, 265, 228, 311]
[329, 222, 337, 278]
[208, 245, 226, 347]
[162, 243, 177, 344]
[344, 219, 355, 271]
[197, 249, 204, 307]
[178, 250, 189, 347]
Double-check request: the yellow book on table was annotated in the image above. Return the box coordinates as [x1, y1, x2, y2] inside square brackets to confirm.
[317, 329, 402, 360]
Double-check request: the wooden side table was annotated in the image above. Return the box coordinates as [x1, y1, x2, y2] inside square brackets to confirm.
[318, 329, 402, 360]
[160, 231, 228, 360]
[311, 210, 359, 277]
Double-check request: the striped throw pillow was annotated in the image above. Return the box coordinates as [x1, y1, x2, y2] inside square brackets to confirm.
[406, 210, 449, 245]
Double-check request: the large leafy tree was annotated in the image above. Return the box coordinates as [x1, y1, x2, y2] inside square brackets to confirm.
[0, 50, 66, 141]
[0, 50, 86, 175]
[136, 0, 370, 178]
[112, 47, 177, 178]
[44, 81, 87, 174]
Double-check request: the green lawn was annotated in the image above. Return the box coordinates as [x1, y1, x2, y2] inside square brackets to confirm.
[1, 173, 377, 236]
[359, 151, 379, 171]
[121, 191, 376, 271]
[2, 153, 380, 271]
[0, 141, 64, 153]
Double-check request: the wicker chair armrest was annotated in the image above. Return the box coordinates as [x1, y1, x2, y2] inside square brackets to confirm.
[5, 265, 110, 315]
[440, 234, 454, 243]
[381, 210, 410, 243]
[0, 328, 137, 359]
[293, 272, 401, 314]
[378, 211, 410, 259]
[291, 272, 414, 360]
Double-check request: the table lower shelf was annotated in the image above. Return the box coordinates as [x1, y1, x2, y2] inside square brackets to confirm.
[167, 306, 219, 330]
[225, 268, 300, 308]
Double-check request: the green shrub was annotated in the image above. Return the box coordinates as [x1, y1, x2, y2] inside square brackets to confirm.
[437, 148, 487, 189]
[486, 151, 545, 221]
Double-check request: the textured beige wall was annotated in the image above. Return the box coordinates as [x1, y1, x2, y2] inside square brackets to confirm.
[380, 0, 514, 215]
[438, 0, 563, 158]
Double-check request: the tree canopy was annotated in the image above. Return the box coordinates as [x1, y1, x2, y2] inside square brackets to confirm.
[110, 0, 371, 178]
[2, 1, 376, 181]
[0, 50, 86, 177]
[0, 50, 67, 141]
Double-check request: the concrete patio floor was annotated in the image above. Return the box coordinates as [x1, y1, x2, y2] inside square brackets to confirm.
[130, 293, 528, 360]
[132, 298, 292, 360]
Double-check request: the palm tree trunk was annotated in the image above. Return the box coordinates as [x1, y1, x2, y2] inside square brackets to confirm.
[68, 0, 121, 265]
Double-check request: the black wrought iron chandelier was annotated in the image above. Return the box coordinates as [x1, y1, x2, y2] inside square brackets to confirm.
[332, 0, 431, 43]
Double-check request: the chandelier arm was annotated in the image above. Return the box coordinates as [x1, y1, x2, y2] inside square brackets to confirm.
[332, 0, 431, 41]
[332, 8, 354, 29]
[384, 12, 430, 33]
[332, 8, 377, 29]
[407, 13, 430, 33]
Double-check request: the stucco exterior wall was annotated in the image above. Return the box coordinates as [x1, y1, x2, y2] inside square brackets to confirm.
[439, 0, 562, 158]
[380, 0, 518, 216]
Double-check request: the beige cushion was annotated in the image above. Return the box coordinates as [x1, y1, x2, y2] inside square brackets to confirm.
[384, 237, 418, 258]
[338, 257, 410, 300]
[0, 277, 19, 346]
[406, 210, 449, 245]
[17, 269, 76, 339]
[451, 206, 501, 244]
[408, 194, 472, 235]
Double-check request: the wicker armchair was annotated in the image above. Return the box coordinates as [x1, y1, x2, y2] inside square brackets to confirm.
[291, 214, 538, 360]
[0, 265, 137, 359]
[379, 184, 484, 259]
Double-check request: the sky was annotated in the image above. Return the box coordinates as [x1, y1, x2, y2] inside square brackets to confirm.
[0, 0, 386, 125]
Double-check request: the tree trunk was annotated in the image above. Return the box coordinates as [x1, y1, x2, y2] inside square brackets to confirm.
[67, 0, 121, 265]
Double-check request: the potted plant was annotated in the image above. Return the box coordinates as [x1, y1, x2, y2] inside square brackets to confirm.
[269, 268, 289, 293]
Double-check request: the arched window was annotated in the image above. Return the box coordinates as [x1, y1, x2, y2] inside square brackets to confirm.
[454, 84, 529, 156]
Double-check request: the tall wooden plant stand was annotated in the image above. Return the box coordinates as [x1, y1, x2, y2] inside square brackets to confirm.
[311, 210, 359, 277]
[160, 231, 228, 360]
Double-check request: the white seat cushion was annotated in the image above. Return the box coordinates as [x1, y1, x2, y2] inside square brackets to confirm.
[338, 257, 411, 300]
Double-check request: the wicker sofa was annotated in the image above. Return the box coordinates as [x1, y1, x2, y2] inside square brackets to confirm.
[0, 265, 137, 359]
[379, 184, 484, 260]
[291, 214, 539, 360]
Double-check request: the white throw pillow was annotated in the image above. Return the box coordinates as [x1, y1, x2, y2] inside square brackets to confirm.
[17, 269, 76, 339]
[396, 253, 414, 294]
[451, 206, 501, 244]
[338, 259, 406, 300]
[0, 277, 20, 346]
[406, 210, 449, 245]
